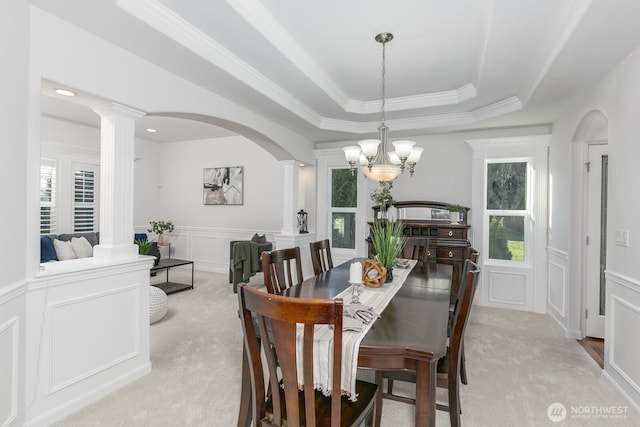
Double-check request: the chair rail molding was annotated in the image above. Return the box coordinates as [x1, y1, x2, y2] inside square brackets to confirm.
[136, 225, 280, 273]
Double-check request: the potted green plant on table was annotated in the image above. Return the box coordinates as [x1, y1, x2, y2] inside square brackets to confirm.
[370, 219, 407, 282]
[134, 239, 151, 255]
[370, 181, 394, 219]
[447, 204, 467, 223]
[148, 220, 174, 246]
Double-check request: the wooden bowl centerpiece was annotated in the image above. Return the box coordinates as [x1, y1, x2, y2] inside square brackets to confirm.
[362, 259, 387, 288]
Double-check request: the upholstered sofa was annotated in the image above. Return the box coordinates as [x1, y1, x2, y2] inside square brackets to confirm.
[40, 232, 100, 263]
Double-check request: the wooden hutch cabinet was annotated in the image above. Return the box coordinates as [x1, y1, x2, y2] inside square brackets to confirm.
[368, 200, 471, 297]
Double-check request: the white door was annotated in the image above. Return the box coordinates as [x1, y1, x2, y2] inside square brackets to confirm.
[585, 144, 608, 338]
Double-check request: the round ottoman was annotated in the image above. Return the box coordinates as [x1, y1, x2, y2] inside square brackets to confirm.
[149, 286, 168, 324]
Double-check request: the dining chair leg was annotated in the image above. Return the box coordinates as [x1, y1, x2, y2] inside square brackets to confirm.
[237, 345, 252, 427]
[374, 371, 384, 427]
[460, 341, 468, 385]
[448, 362, 461, 427]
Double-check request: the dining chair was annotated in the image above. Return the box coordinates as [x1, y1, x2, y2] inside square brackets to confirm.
[238, 284, 379, 427]
[309, 239, 334, 275]
[261, 247, 304, 294]
[401, 236, 430, 264]
[375, 261, 480, 427]
[459, 249, 479, 385]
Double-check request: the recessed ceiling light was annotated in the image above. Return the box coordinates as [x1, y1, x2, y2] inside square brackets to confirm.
[146, 128, 157, 133]
[55, 88, 76, 97]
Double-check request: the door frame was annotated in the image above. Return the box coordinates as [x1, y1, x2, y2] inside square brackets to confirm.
[581, 142, 609, 338]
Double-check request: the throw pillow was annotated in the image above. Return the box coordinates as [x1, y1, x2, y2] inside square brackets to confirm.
[40, 236, 57, 263]
[71, 236, 93, 258]
[251, 233, 267, 244]
[53, 239, 77, 261]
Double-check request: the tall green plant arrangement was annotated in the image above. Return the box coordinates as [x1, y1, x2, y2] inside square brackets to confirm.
[370, 219, 407, 270]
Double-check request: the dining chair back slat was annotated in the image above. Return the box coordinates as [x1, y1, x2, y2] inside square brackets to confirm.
[261, 247, 304, 294]
[310, 239, 334, 275]
[402, 237, 430, 264]
[238, 284, 378, 427]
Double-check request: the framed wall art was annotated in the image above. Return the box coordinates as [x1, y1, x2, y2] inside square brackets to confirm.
[203, 166, 243, 205]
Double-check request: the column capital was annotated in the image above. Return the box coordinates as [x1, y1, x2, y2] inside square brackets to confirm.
[91, 102, 145, 119]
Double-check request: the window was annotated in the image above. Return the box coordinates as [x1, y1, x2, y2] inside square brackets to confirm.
[330, 168, 357, 249]
[486, 161, 527, 262]
[40, 159, 57, 234]
[73, 165, 98, 232]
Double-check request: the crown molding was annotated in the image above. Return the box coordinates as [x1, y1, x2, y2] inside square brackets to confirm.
[320, 96, 522, 133]
[346, 83, 477, 114]
[117, 0, 524, 134]
[116, 0, 324, 127]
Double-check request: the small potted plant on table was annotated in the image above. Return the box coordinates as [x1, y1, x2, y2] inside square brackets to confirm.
[148, 220, 174, 246]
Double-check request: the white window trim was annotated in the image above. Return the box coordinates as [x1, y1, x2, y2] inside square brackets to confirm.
[40, 158, 58, 234]
[484, 157, 532, 267]
[315, 148, 369, 260]
[72, 162, 100, 232]
[467, 135, 550, 313]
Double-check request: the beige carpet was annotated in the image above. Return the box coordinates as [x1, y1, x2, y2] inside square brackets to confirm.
[54, 268, 639, 427]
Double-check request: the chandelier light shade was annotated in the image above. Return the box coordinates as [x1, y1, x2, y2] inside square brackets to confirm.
[343, 32, 421, 183]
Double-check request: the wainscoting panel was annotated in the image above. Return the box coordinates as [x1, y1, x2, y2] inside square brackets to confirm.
[144, 226, 279, 274]
[605, 271, 640, 410]
[0, 316, 18, 427]
[49, 286, 139, 393]
[488, 270, 528, 307]
[189, 234, 223, 271]
[609, 295, 640, 394]
[25, 258, 152, 426]
[548, 261, 566, 317]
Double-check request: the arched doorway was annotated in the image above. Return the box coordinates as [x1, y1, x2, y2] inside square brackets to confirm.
[572, 110, 609, 340]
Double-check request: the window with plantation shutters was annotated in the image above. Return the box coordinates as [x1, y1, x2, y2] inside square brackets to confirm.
[40, 159, 57, 234]
[73, 164, 99, 232]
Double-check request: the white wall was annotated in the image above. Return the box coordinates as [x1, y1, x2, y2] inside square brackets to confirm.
[548, 44, 640, 409]
[134, 135, 288, 273]
[1, 1, 30, 425]
[156, 136, 283, 230]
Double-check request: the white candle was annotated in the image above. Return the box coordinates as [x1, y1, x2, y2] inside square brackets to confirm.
[350, 262, 362, 283]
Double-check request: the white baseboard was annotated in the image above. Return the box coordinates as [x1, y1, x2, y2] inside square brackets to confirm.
[602, 369, 640, 417]
[548, 309, 582, 338]
[25, 362, 151, 427]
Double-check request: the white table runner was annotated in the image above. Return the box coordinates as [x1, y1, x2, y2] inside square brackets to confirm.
[296, 259, 417, 400]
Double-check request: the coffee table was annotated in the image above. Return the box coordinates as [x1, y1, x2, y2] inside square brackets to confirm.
[150, 258, 194, 294]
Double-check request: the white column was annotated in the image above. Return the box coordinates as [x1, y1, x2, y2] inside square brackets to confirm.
[90, 103, 145, 260]
[280, 160, 299, 235]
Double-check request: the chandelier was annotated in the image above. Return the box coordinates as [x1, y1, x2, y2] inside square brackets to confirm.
[343, 32, 422, 183]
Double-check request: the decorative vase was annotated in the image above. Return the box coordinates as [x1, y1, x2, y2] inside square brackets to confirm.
[146, 242, 161, 266]
[385, 268, 394, 282]
[158, 233, 164, 246]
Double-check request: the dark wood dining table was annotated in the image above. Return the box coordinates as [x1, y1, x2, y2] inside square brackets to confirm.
[237, 258, 452, 427]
